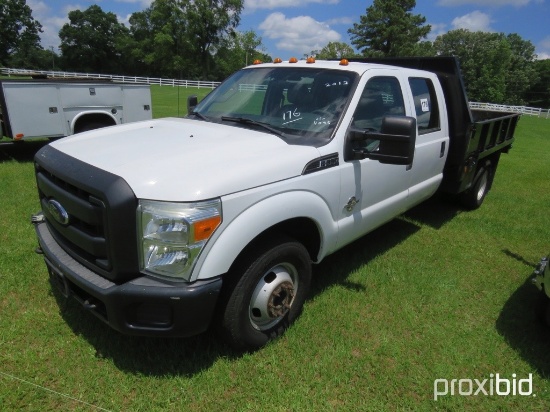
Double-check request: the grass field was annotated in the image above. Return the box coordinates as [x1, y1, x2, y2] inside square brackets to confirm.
[0, 86, 549, 411]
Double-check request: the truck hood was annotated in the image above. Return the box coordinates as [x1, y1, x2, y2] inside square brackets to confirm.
[50, 118, 320, 201]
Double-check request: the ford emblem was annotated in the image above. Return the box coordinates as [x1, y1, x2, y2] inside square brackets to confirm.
[47, 199, 70, 225]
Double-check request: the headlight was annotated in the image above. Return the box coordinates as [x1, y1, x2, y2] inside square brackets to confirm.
[137, 199, 222, 281]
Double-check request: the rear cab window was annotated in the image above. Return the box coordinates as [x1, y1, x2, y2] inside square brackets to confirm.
[408, 77, 440, 134]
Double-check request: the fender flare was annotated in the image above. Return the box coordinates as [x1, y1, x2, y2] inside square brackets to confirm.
[193, 190, 338, 281]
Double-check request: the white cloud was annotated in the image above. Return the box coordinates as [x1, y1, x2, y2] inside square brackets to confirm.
[537, 36, 550, 60]
[426, 22, 449, 41]
[325, 16, 354, 26]
[451, 11, 494, 31]
[438, 0, 538, 6]
[115, 0, 153, 6]
[259, 12, 341, 55]
[245, 0, 339, 11]
[27, 0, 68, 50]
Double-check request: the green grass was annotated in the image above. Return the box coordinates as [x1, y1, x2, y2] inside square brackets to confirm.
[150, 84, 212, 118]
[0, 93, 549, 410]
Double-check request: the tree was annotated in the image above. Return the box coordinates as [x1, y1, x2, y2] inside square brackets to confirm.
[184, 0, 244, 76]
[348, 0, 430, 57]
[0, 0, 43, 66]
[59, 5, 130, 73]
[525, 59, 550, 108]
[213, 30, 269, 79]
[504, 33, 538, 105]
[8, 47, 59, 71]
[129, 0, 244, 79]
[434, 30, 511, 102]
[434, 30, 538, 104]
[128, 0, 189, 78]
[314, 42, 357, 60]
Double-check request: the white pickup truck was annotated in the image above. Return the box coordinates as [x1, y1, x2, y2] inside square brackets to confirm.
[0, 78, 151, 140]
[32, 57, 520, 351]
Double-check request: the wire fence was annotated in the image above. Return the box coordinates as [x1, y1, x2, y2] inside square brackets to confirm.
[2, 67, 549, 118]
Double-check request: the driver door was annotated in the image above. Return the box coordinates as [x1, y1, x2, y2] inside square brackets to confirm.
[337, 72, 414, 247]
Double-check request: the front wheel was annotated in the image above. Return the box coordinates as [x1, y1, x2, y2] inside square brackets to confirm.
[218, 236, 311, 351]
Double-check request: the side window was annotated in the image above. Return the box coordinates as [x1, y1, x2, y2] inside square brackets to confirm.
[409, 77, 440, 134]
[352, 76, 405, 131]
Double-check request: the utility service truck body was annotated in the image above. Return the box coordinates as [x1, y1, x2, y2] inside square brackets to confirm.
[32, 57, 520, 350]
[0, 79, 152, 140]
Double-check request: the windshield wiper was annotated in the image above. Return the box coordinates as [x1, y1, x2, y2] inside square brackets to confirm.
[221, 116, 284, 138]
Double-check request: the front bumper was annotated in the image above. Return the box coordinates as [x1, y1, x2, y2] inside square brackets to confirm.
[532, 255, 549, 297]
[35, 220, 222, 337]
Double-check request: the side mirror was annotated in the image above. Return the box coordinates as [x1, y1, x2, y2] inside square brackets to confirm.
[187, 95, 198, 115]
[346, 115, 417, 165]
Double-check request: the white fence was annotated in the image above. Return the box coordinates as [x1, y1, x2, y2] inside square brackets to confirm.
[2, 67, 549, 118]
[470, 102, 550, 118]
[0, 67, 221, 89]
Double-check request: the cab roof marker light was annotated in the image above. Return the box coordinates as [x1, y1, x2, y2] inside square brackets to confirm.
[273, 57, 283, 63]
[289, 57, 298, 63]
[340, 58, 349, 66]
[253, 59, 262, 65]
[306, 57, 316, 64]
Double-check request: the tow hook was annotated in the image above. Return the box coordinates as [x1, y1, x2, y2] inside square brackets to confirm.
[83, 299, 98, 311]
[31, 213, 45, 254]
[31, 212, 45, 224]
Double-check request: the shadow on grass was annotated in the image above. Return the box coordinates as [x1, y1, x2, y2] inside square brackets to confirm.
[495, 257, 550, 378]
[51, 290, 236, 377]
[0, 140, 49, 163]
[403, 192, 463, 230]
[49, 215, 427, 376]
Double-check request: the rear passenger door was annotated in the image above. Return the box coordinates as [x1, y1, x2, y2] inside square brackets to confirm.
[405, 76, 449, 207]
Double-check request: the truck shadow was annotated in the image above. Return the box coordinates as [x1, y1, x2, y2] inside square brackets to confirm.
[402, 192, 462, 230]
[50, 195, 461, 377]
[495, 252, 550, 377]
[0, 140, 49, 163]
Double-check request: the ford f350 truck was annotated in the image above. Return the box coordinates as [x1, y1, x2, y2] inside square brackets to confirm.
[32, 57, 520, 351]
[0, 78, 151, 140]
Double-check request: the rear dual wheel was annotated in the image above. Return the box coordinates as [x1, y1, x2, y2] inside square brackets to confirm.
[219, 236, 311, 351]
[460, 161, 494, 210]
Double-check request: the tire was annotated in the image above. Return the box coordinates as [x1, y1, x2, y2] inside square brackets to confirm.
[218, 236, 311, 351]
[460, 161, 493, 210]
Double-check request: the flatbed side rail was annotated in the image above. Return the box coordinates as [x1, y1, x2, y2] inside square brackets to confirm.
[469, 111, 520, 160]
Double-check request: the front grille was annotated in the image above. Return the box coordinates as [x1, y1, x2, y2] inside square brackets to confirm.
[37, 167, 110, 271]
[34, 145, 139, 282]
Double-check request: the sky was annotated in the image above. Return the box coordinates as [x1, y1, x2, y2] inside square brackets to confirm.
[28, 0, 550, 62]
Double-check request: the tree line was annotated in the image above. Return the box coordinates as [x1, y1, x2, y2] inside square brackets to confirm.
[1, 0, 548, 107]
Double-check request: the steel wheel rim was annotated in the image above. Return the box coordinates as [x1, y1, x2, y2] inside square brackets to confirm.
[249, 263, 298, 331]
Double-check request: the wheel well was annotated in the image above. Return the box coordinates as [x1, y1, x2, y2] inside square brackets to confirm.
[229, 217, 321, 273]
[73, 113, 116, 133]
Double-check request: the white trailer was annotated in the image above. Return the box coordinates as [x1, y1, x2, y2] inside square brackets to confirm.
[0, 79, 152, 140]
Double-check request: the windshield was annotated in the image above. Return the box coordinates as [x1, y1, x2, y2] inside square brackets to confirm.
[192, 67, 357, 146]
